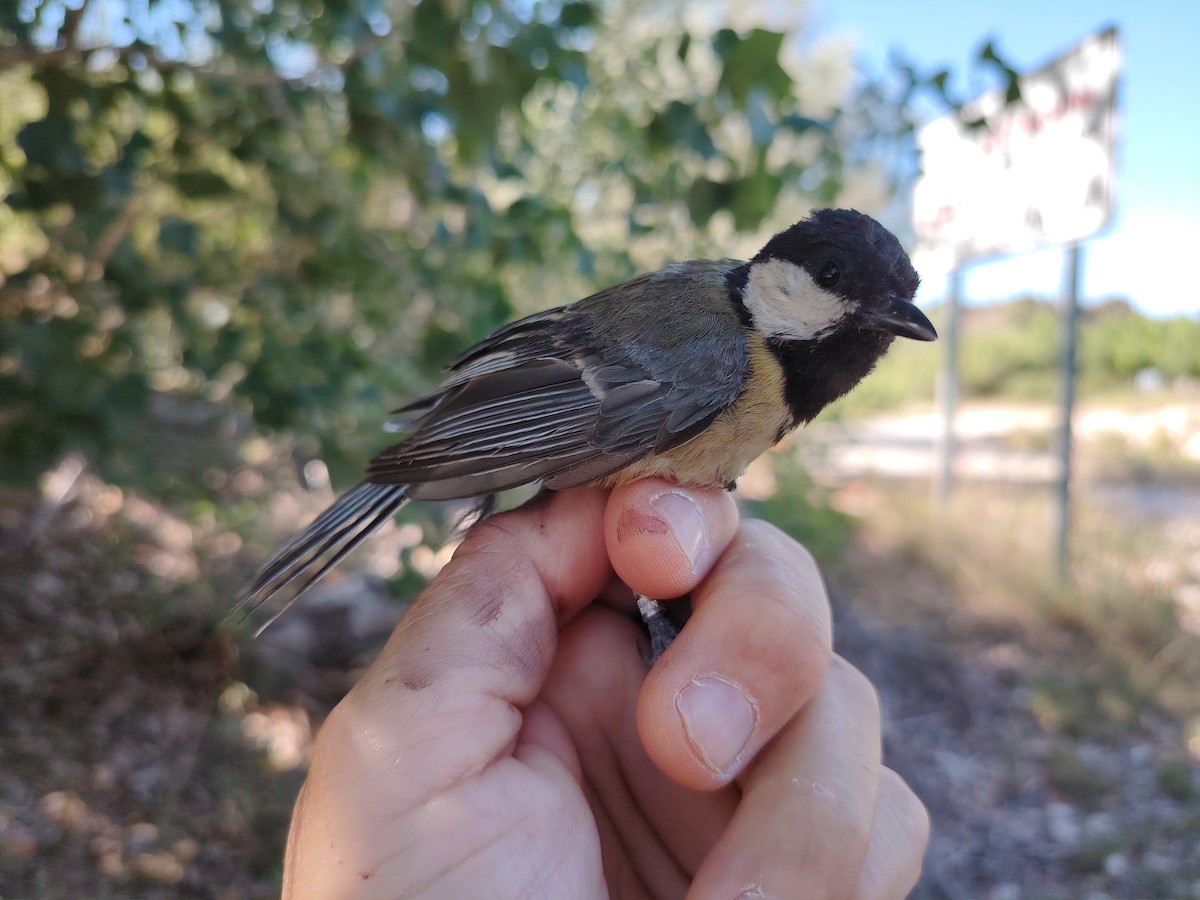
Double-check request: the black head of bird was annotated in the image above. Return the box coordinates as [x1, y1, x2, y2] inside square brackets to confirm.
[237, 208, 936, 631]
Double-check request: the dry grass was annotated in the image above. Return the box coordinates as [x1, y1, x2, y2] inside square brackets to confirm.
[831, 478, 1200, 742]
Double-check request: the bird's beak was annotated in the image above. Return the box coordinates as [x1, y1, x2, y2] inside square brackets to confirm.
[862, 294, 938, 342]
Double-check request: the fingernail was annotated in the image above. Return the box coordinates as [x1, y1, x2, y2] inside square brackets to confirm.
[676, 675, 757, 776]
[651, 489, 706, 572]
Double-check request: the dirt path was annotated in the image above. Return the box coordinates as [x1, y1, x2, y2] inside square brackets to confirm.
[801, 402, 1200, 526]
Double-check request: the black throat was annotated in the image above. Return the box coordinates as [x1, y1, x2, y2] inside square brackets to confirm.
[724, 263, 754, 329]
[766, 328, 894, 426]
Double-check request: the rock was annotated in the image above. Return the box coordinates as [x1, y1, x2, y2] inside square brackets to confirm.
[172, 837, 200, 863]
[1145, 851, 1176, 874]
[126, 821, 158, 853]
[133, 850, 183, 883]
[1084, 812, 1117, 842]
[1046, 802, 1082, 846]
[40, 790, 88, 829]
[0, 822, 38, 860]
[1128, 743, 1154, 767]
[1103, 852, 1129, 878]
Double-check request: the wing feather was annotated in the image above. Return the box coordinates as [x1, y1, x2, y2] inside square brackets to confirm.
[239, 262, 752, 628]
[231, 482, 408, 632]
[368, 263, 751, 499]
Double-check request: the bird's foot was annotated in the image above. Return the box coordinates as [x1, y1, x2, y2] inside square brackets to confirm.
[636, 594, 680, 666]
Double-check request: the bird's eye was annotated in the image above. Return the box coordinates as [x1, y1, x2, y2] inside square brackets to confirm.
[817, 261, 841, 287]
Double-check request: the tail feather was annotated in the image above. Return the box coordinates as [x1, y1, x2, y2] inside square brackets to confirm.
[231, 482, 409, 635]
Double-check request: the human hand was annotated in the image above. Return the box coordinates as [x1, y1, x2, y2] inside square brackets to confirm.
[282, 482, 929, 898]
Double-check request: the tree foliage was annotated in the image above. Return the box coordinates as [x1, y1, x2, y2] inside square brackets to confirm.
[0, 0, 975, 500]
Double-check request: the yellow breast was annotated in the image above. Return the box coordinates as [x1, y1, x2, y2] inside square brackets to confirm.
[599, 335, 792, 489]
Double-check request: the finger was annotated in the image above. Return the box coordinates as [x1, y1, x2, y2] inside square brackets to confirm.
[348, 486, 612, 769]
[687, 656, 883, 900]
[605, 478, 740, 600]
[540, 606, 738, 892]
[852, 769, 930, 900]
[285, 487, 614, 887]
[637, 520, 833, 790]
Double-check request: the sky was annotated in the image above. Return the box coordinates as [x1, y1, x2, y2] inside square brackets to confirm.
[816, 0, 1200, 317]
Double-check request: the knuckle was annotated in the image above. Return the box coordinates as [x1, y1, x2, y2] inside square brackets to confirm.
[736, 524, 827, 624]
[446, 518, 538, 593]
[310, 691, 363, 766]
[789, 605, 833, 685]
[726, 523, 833, 685]
[828, 655, 881, 722]
[740, 519, 821, 577]
[734, 523, 824, 606]
[883, 768, 931, 849]
[787, 537, 821, 581]
[459, 515, 524, 559]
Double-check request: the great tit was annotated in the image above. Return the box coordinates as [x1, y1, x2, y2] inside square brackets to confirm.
[238, 208, 936, 642]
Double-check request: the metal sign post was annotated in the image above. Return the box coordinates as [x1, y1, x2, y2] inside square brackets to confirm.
[935, 268, 962, 503]
[1054, 243, 1082, 581]
[912, 28, 1120, 578]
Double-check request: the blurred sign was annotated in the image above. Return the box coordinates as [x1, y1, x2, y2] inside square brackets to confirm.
[913, 27, 1121, 265]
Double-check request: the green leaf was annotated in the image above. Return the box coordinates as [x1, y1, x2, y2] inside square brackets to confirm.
[745, 90, 774, 147]
[780, 113, 829, 134]
[677, 32, 691, 61]
[174, 171, 233, 198]
[559, 2, 594, 29]
[8, 174, 105, 211]
[420, 322, 467, 369]
[17, 116, 87, 174]
[729, 168, 782, 231]
[35, 67, 93, 110]
[159, 218, 199, 254]
[117, 130, 153, 174]
[686, 178, 735, 228]
[647, 100, 716, 158]
[0, 0, 928, 527]
[713, 28, 791, 105]
[412, 0, 458, 62]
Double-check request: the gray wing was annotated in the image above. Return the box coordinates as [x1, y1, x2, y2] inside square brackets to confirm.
[369, 263, 750, 500]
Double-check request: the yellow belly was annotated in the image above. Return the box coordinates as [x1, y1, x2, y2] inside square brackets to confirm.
[598, 336, 792, 489]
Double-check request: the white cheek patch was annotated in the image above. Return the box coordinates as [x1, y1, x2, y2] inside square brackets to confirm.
[744, 258, 852, 341]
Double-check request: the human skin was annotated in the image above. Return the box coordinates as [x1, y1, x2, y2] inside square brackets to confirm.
[282, 480, 929, 899]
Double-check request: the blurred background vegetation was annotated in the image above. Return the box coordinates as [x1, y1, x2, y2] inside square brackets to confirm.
[1, 0, 1197, 897]
[0, 0, 923, 495]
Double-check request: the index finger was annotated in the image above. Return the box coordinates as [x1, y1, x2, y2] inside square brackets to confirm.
[328, 488, 614, 803]
[285, 487, 615, 893]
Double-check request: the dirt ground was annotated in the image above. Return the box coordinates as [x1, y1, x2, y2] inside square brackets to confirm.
[831, 539, 1199, 899]
[1, 471, 1197, 898]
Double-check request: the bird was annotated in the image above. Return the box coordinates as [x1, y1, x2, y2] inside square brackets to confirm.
[235, 208, 936, 651]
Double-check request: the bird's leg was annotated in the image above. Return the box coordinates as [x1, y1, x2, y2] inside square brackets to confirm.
[637, 595, 681, 665]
